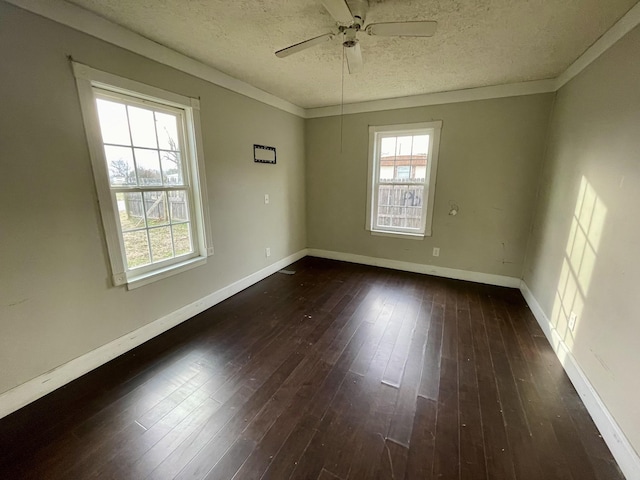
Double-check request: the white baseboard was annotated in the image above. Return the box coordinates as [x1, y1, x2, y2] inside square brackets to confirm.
[520, 281, 640, 480]
[0, 249, 308, 420]
[307, 248, 521, 288]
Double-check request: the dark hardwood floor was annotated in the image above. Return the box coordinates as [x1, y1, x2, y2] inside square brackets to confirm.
[0, 257, 624, 479]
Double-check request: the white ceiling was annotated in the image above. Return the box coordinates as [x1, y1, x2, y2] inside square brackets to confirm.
[65, 0, 638, 109]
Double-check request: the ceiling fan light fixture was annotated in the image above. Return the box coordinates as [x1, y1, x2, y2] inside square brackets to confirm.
[342, 28, 358, 48]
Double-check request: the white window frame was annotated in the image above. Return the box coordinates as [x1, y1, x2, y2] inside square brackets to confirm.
[73, 62, 213, 289]
[366, 121, 442, 238]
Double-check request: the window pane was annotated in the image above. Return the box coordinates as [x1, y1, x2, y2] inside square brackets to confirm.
[396, 136, 413, 156]
[143, 191, 169, 226]
[390, 136, 413, 183]
[396, 166, 410, 180]
[135, 149, 162, 186]
[172, 223, 193, 256]
[161, 151, 184, 185]
[104, 146, 136, 186]
[168, 190, 190, 223]
[379, 166, 394, 180]
[123, 230, 151, 269]
[410, 135, 429, 181]
[380, 137, 396, 158]
[149, 226, 173, 262]
[414, 166, 427, 180]
[118, 191, 195, 268]
[379, 137, 396, 181]
[155, 112, 179, 150]
[128, 106, 158, 148]
[413, 135, 429, 155]
[376, 184, 424, 230]
[96, 99, 130, 146]
[117, 192, 147, 231]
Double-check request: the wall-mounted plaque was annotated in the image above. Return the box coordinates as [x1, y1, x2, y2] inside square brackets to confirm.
[254, 144, 276, 164]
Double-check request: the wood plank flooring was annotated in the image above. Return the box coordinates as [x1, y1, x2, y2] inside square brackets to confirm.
[0, 257, 625, 479]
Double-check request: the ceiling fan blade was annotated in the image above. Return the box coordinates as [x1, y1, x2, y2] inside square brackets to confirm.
[320, 0, 354, 24]
[275, 32, 335, 58]
[366, 21, 437, 37]
[345, 42, 363, 74]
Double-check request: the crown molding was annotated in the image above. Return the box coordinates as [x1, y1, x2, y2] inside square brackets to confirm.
[304, 79, 557, 118]
[5, 0, 640, 120]
[4, 0, 306, 118]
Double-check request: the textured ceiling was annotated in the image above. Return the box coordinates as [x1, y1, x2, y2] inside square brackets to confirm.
[66, 0, 637, 108]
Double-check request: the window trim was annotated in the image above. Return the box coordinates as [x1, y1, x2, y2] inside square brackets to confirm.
[73, 62, 213, 289]
[366, 121, 442, 238]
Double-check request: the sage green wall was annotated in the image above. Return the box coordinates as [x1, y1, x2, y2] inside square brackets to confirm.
[0, 2, 306, 394]
[305, 95, 554, 278]
[524, 25, 640, 453]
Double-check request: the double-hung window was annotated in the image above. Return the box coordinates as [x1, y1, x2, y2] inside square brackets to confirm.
[73, 63, 212, 289]
[366, 121, 442, 238]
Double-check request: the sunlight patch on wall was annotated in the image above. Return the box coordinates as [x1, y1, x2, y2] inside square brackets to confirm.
[550, 176, 607, 350]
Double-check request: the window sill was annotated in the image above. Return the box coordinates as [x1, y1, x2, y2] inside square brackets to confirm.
[370, 230, 429, 240]
[126, 256, 207, 290]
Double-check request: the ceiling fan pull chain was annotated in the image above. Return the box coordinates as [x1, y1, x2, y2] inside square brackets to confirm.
[340, 42, 345, 153]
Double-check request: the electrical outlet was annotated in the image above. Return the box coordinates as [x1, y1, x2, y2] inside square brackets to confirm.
[432, 247, 440, 257]
[568, 312, 577, 331]
[265, 247, 271, 257]
[264, 194, 270, 204]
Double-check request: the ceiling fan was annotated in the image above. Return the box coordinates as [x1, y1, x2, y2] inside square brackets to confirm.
[275, 0, 437, 73]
